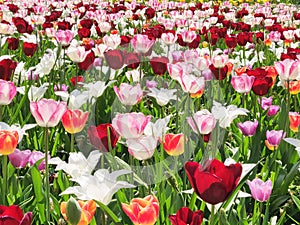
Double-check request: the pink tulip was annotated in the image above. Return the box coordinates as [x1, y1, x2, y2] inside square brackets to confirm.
[8, 149, 31, 168]
[161, 33, 177, 45]
[29, 151, 50, 171]
[0, 79, 17, 105]
[114, 83, 143, 106]
[177, 73, 205, 95]
[247, 178, 272, 202]
[167, 63, 185, 80]
[131, 34, 155, 54]
[66, 45, 90, 63]
[267, 105, 280, 117]
[193, 57, 210, 72]
[274, 59, 300, 81]
[211, 54, 229, 68]
[55, 30, 74, 46]
[183, 50, 199, 64]
[237, 120, 259, 136]
[103, 34, 121, 49]
[126, 135, 157, 160]
[265, 130, 286, 150]
[258, 96, 272, 110]
[112, 112, 151, 139]
[231, 74, 255, 94]
[181, 30, 197, 43]
[30, 98, 67, 127]
[187, 109, 216, 135]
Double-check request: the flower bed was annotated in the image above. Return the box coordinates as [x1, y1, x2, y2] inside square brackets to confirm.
[0, 0, 300, 224]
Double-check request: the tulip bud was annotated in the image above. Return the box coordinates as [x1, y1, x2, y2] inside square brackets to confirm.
[66, 197, 82, 225]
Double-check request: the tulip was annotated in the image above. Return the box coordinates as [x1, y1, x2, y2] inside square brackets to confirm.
[28, 151, 50, 171]
[0, 79, 17, 105]
[185, 159, 242, 205]
[104, 49, 124, 70]
[187, 109, 216, 135]
[251, 76, 273, 96]
[126, 135, 157, 160]
[193, 57, 210, 72]
[258, 96, 273, 110]
[78, 51, 95, 71]
[55, 29, 74, 46]
[88, 124, 119, 152]
[211, 54, 229, 68]
[103, 34, 121, 49]
[265, 130, 286, 150]
[0, 58, 18, 81]
[62, 109, 89, 134]
[61, 199, 96, 225]
[267, 105, 280, 117]
[237, 121, 259, 136]
[131, 34, 155, 54]
[161, 32, 177, 45]
[8, 149, 31, 168]
[231, 74, 255, 94]
[147, 87, 176, 106]
[289, 112, 300, 132]
[176, 73, 205, 95]
[122, 195, 159, 225]
[150, 56, 169, 75]
[247, 178, 272, 202]
[169, 207, 204, 225]
[114, 83, 143, 106]
[0, 205, 32, 225]
[0, 130, 19, 155]
[23, 42, 37, 57]
[30, 98, 67, 127]
[66, 46, 90, 63]
[274, 59, 300, 81]
[181, 30, 197, 43]
[112, 112, 151, 139]
[163, 133, 184, 156]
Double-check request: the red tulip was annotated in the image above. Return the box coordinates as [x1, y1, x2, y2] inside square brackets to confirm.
[169, 207, 204, 225]
[104, 49, 124, 70]
[62, 109, 89, 134]
[6, 37, 19, 50]
[251, 76, 273, 96]
[78, 51, 95, 71]
[23, 42, 37, 57]
[88, 124, 119, 152]
[122, 195, 159, 225]
[70, 76, 84, 86]
[150, 56, 169, 75]
[0, 58, 18, 81]
[185, 159, 242, 205]
[0, 205, 32, 225]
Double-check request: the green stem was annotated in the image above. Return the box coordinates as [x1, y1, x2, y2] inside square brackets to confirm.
[2, 155, 8, 205]
[70, 133, 75, 152]
[210, 204, 215, 224]
[44, 127, 51, 224]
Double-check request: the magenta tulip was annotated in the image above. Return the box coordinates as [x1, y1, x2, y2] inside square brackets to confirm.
[237, 121, 259, 136]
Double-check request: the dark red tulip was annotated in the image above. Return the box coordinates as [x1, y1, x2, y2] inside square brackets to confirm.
[185, 159, 242, 205]
[120, 35, 132, 46]
[0, 59, 18, 81]
[23, 42, 37, 56]
[124, 52, 140, 69]
[169, 207, 204, 225]
[251, 76, 273, 96]
[78, 51, 95, 71]
[188, 35, 200, 49]
[78, 27, 91, 39]
[104, 49, 124, 70]
[145, 7, 156, 19]
[150, 56, 169, 75]
[209, 64, 229, 81]
[6, 38, 19, 50]
[225, 35, 237, 49]
[237, 32, 249, 46]
[57, 21, 72, 30]
[8, 4, 19, 13]
[79, 19, 93, 29]
[88, 124, 119, 152]
[12, 17, 32, 34]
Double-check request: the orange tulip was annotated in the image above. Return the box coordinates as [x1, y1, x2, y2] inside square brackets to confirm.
[289, 112, 300, 132]
[60, 200, 96, 225]
[286, 80, 300, 95]
[0, 130, 18, 155]
[61, 109, 89, 134]
[163, 133, 184, 156]
[122, 195, 159, 225]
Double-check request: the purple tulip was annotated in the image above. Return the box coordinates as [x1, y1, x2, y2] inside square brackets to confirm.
[265, 130, 286, 150]
[29, 151, 50, 170]
[237, 121, 259, 136]
[258, 96, 272, 110]
[247, 178, 272, 202]
[8, 149, 32, 168]
[267, 105, 280, 117]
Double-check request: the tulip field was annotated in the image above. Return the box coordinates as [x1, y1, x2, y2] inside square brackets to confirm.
[1, 0, 300, 224]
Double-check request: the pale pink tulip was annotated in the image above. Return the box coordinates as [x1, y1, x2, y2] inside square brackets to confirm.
[187, 109, 216, 135]
[30, 98, 67, 127]
[283, 30, 294, 40]
[211, 54, 229, 68]
[231, 74, 255, 94]
[193, 57, 210, 72]
[131, 34, 155, 54]
[161, 33, 177, 45]
[55, 30, 74, 46]
[237, 120, 258, 136]
[103, 34, 121, 49]
[181, 30, 197, 43]
[66, 46, 91, 63]
[247, 178, 272, 202]
[274, 59, 300, 81]
[114, 83, 143, 106]
[177, 73, 205, 95]
[183, 50, 199, 64]
[0, 79, 17, 105]
[112, 112, 151, 139]
[126, 135, 157, 160]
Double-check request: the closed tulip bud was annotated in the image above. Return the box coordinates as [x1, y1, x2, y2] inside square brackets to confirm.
[0, 130, 19, 155]
[61, 109, 89, 134]
[163, 133, 184, 156]
[247, 178, 272, 202]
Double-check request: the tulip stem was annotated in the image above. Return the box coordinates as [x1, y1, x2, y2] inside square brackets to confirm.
[44, 127, 51, 224]
[1, 155, 8, 205]
[210, 204, 215, 224]
[70, 133, 75, 152]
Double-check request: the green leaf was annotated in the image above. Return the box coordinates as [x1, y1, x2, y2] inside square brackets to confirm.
[291, 195, 300, 211]
[94, 200, 123, 225]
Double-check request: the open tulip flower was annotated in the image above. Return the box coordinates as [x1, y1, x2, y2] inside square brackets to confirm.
[185, 159, 242, 205]
[0, 130, 19, 155]
[0, 205, 32, 225]
[0, 79, 17, 105]
[169, 207, 204, 225]
[163, 133, 185, 156]
[61, 109, 89, 134]
[122, 195, 159, 225]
